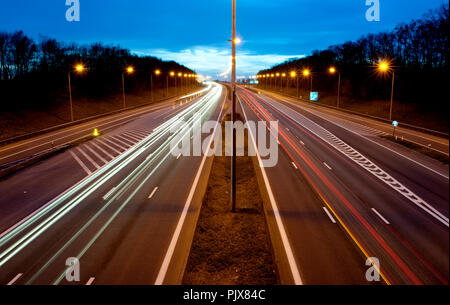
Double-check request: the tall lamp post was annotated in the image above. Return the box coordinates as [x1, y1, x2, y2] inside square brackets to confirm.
[122, 66, 134, 109]
[230, 0, 237, 213]
[378, 61, 395, 121]
[290, 71, 299, 98]
[329, 67, 341, 108]
[68, 64, 85, 122]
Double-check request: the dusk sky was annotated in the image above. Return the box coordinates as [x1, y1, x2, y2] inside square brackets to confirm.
[0, 0, 446, 79]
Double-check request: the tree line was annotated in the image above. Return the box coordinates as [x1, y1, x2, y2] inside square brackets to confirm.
[258, 4, 448, 107]
[0, 31, 196, 111]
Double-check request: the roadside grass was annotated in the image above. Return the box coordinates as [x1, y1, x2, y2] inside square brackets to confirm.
[380, 135, 449, 164]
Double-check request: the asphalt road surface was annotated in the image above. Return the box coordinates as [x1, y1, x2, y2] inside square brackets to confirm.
[238, 86, 448, 285]
[0, 82, 225, 285]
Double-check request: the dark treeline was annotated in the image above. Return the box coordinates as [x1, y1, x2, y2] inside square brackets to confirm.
[258, 5, 449, 108]
[0, 31, 196, 111]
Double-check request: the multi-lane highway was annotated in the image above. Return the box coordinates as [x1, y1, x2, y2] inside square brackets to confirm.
[0, 82, 225, 285]
[238, 87, 448, 285]
[0, 81, 448, 285]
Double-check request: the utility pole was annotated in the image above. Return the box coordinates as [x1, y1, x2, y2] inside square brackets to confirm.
[231, 0, 237, 213]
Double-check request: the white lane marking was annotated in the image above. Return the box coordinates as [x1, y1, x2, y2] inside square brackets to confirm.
[85, 277, 95, 285]
[84, 144, 108, 164]
[124, 130, 147, 138]
[285, 100, 449, 180]
[148, 187, 159, 199]
[267, 100, 449, 227]
[155, 98, 226, 285]
[121, 132, 143, 142]
[70, 151, 92, 175]
[300, 140, 305, 145]
[76, 147, 100, 170]
[114, 135, 136, 146]
[322, 207, 336, 223]
[106, 136, 131, 149]
[103, 187, 116, 201]
[291, 162, 298, 169]
[90, 141, 115, 159]
[7, 273, 23, 285]
[176, 153, 181, 160]
[371, 208, 390, 225]
[146, 153, 153, 160]
[323, 162, 332, 170]
[239, 97, 303, 285]
[101, 137, 127, 152]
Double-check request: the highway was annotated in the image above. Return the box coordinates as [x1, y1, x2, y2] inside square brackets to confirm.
[238, 87, 448, 285]
[0, 82, 226, 285]
[0, 90, 209, 168]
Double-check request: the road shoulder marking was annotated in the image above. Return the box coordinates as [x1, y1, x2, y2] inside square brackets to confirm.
[7, 273, 23, 285]
[322, 207, 336, 223]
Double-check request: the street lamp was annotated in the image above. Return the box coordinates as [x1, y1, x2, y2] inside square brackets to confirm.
[122, 66, 134, 108]
[329, 67, 341, 108]
[303, 69, 313, 93]
[377, 60, 395, 121]
[68, 64, 85, 122]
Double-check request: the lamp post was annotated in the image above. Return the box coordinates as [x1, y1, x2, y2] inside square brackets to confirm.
[122, 66, 134, 109]
[329, 67, 341, 108]
[231, 0, 237, 213]
[378, 60, 395, 121]
[68, 64, 85, 122]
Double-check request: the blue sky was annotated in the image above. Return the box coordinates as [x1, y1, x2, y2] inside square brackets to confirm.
[0, 0, 446, 79]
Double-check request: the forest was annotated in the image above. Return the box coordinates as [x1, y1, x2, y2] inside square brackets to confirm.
[0, 31, 196, 111]
[256, 5, 449, 131]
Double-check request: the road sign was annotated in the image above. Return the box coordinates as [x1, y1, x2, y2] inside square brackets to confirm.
[392, 121, 398, 127]
[310, 92, 318, 101]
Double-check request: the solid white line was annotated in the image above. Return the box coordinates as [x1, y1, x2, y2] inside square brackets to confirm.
[103, 187, 116, 201]
[239, 97, 303, 285]
[148, 187, 159, 199]
[7, 273, 23, 285]
[291, 162, 298, 169]
[176, 153, 181, 160]
[76, 147, 100, 170]
[155, 98, 225, 285]
[85, 277, 95, 285]
[322, 207, 336, 223]
[323, 162, 332, 170]
[69, 151, 92, 175]
[371, 208, 390, 225]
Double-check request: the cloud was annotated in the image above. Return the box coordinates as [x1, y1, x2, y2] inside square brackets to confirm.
[133, 46, 304, 80]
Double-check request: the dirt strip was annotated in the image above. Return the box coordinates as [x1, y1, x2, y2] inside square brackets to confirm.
[183, 114, 278, 285]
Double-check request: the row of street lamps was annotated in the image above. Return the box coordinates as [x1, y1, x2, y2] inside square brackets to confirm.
[68, 64, 198, 122]
[256, 60, 395, 120]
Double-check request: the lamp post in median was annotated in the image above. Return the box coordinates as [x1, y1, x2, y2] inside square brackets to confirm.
[68, 64, 85, 122]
